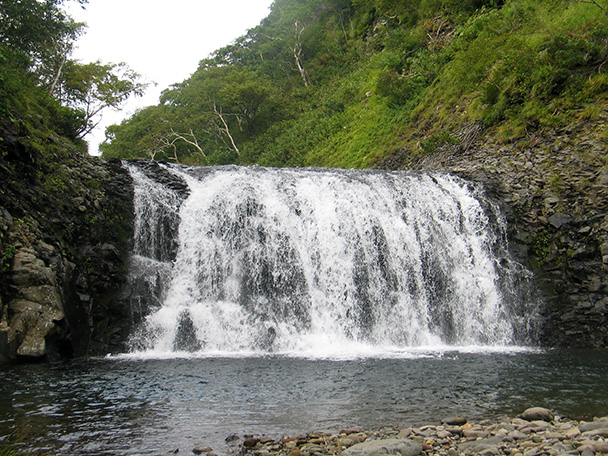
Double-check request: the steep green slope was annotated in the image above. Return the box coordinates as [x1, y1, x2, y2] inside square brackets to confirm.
[101, 0, 608, 168]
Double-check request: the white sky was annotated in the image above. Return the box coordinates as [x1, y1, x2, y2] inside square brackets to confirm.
[65, 0, 274, 155]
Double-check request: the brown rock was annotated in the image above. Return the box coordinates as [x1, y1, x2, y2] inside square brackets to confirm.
[443, 417, 468, 426]
[463, 429, 489, 439]
[521, 408, 554, 422]
[582, 428, 608, 438]
[446, 426, 464, 435]
[341, 429, 363, 435]
[243, 438, 259, 448]
[593, 441, 608, 453]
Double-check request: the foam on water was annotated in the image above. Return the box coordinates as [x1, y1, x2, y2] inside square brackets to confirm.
[123, 163, 540, 358]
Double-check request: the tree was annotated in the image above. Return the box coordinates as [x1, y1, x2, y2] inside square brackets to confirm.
[161, 66, 279, 155]
[0, 0, 86, 80]
[101, 105, 171, 160]
[56, 60, 147, 137]
[1, 0, 146, 140]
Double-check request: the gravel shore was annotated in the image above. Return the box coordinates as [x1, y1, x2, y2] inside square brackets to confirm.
[190, 407, 608, 456]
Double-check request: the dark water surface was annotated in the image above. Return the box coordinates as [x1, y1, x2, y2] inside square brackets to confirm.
[0, 350, 607, 455]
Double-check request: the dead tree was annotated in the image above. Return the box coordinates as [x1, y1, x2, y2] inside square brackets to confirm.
[293, 21, 310, 88]
[213, 103, 240, 156]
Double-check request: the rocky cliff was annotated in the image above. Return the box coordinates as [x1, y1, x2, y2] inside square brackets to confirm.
[0, 133, 133, 363]
[379, 119, 608, 348]
[1, 119, 606, 364]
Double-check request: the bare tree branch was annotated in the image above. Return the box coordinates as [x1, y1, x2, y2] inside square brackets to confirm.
[213, 103, 240, 155]
[293, 21, 310, 87]
[141, 126, 208, 163]
[579, 0, 608, 14]
[168, 128, 207, 158]
[48, 54, 67, 96]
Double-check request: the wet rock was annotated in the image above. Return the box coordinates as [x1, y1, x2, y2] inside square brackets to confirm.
[1, 155, 134, 363]
[582, 428, 608, 438]
[521, 408, 554, 422]
[444, 417, 468, 426]
[342, 439, 422, 456]
[593, 441, 608, 453]
[394, 127, 608, 349]
[136, 159, 190, 196]
[10, 249, 54, 286]
[548, 213, 571, 229]
[173, 310, 202, 352]
[463, 429, 489, 438]
[580, 417, 608, 432]
[192, 446, 213, 455]
[460, 436, 504, 452]
[243, 438, 260, 448]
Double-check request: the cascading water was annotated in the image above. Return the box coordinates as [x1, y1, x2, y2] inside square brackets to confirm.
[124, 162, 540, 357]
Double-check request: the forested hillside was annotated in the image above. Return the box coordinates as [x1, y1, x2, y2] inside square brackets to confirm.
[101, 0, 608, 168]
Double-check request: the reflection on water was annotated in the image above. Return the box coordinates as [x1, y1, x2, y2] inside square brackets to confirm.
[0, 350, 607, 455]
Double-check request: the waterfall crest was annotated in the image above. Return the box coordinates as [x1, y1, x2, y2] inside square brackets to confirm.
[124, 163, 539, 357]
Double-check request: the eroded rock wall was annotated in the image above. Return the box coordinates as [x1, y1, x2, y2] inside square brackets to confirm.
[0, 146, 133, 363]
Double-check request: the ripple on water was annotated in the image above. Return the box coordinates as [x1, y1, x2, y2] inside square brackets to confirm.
[0, 350, 606, 455]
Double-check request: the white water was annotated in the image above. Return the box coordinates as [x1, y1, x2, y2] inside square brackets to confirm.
[124, 163, 539, 358]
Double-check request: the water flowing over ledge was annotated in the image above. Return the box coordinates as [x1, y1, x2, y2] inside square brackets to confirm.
[123, 163, 541, 358]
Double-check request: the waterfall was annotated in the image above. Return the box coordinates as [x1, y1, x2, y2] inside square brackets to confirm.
[124, 162, 539, 357]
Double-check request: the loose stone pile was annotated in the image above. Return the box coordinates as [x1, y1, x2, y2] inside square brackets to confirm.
[191, 408, 608, 456]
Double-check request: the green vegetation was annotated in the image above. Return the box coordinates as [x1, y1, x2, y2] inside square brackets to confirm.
[0, 443, 16, 456]
[0, 0, 140, 267]
[1, 244, 16, 272]
[100, 0, 608, 168]
[531, 229, 551, 264]
[2, 0, 607, 169]
[0, 0, 146, 164]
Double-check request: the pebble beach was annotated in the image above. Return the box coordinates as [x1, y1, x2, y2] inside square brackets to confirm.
[189, 408, 608, 456]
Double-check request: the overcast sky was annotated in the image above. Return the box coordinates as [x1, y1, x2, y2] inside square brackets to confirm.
[65, 0, 274, 154]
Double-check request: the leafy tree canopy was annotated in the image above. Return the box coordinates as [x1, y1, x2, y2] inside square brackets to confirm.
[0, 0, 86, 61]
[101, 0, 608, 168]
[0, 0, 146, 161]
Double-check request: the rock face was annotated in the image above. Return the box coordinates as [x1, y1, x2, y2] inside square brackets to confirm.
[379, 122, 608, 348]
[0, 143, 134, 363]
[1, 120, 607, 362]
